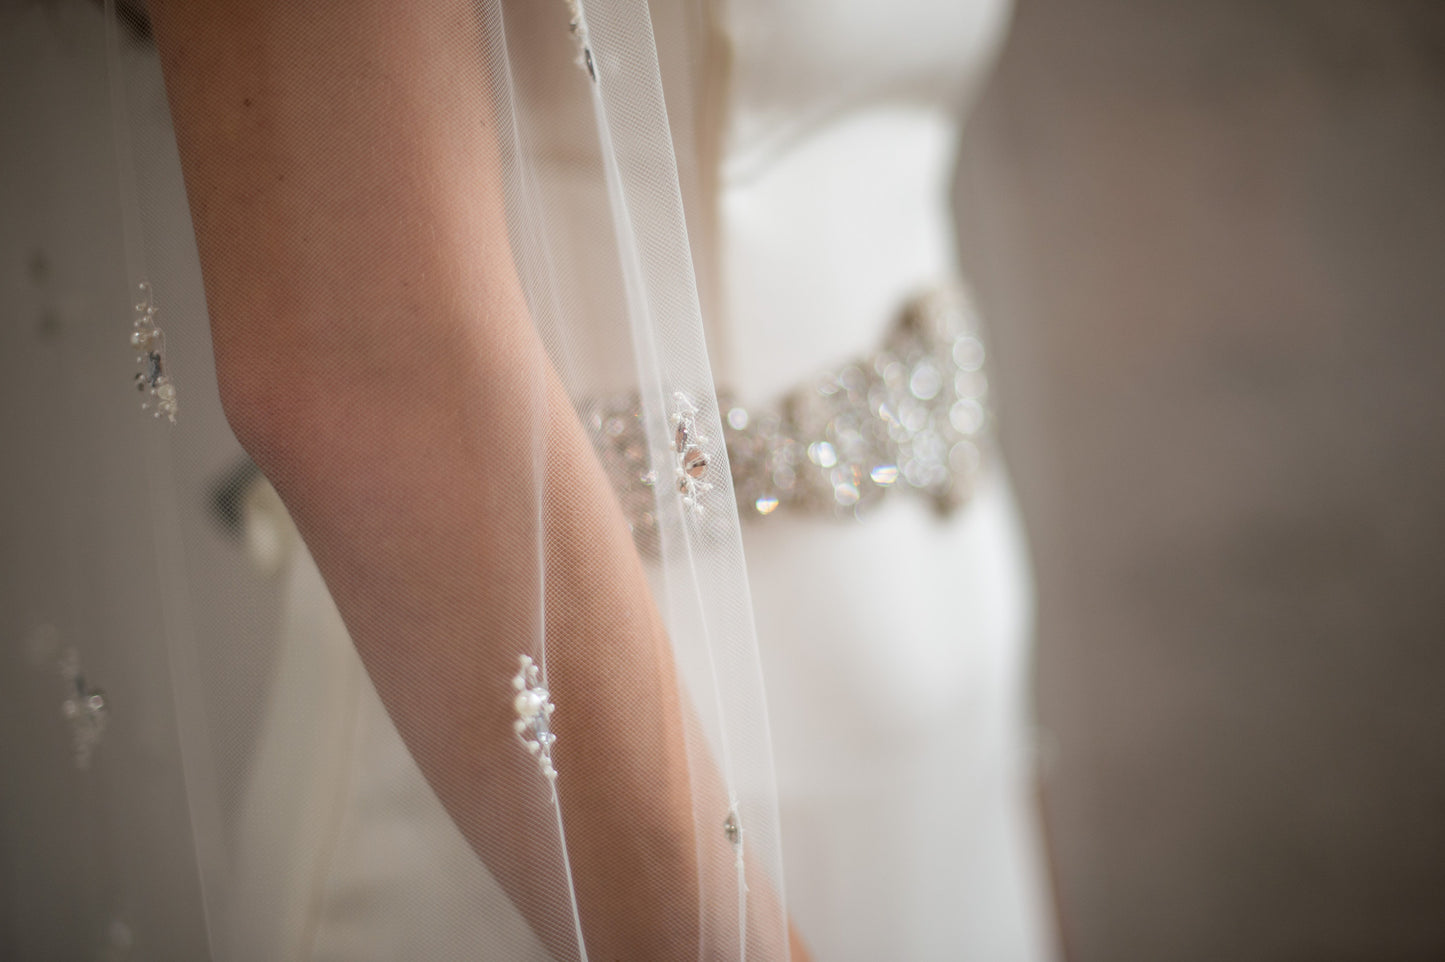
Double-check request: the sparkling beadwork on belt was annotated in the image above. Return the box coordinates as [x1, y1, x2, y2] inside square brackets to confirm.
[723, 285, 990, 519]
[585, 284, 992, 549]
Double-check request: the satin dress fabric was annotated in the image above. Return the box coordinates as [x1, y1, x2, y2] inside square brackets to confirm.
[705, 0, 1058, 959]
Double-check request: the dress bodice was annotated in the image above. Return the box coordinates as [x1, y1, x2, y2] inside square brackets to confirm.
[701, 0, 1011, 397]
[673, 6, 1058, 961]
[717, 0, 1009, 173]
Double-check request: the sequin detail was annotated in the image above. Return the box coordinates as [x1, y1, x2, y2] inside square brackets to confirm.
[512, 655, 558, 781]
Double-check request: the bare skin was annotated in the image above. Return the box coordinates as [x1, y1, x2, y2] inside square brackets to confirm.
[146, 1, 810, 958]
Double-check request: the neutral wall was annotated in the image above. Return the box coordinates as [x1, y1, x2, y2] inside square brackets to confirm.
[956, 3, 1445, 959]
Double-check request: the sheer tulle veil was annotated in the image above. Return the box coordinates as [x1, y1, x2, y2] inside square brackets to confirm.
[93, 0, 790, 958]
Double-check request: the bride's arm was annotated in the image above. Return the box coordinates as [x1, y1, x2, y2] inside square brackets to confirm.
[146, 2, 806, 959]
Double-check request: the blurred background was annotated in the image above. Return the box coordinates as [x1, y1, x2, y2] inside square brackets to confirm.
[956, 2, 1445, 960]
[4, 0, 1444, 959]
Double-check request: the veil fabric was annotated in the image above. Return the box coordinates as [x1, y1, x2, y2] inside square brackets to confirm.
[82, 0, 790, 958]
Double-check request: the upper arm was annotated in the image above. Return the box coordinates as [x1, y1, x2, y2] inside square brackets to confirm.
[148, 1, 528, 445]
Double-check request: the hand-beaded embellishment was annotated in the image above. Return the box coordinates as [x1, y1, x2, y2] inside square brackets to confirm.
[723, 806, 742, 852]
[59, 648, 109, 770]
[130, 281, 177, 423]
[671, 392, 714, 515]
[724, 285, 990, 519]
[584, 285, 993, 552]
[562, 0, 597, 81]
[512, 655, 558, 781]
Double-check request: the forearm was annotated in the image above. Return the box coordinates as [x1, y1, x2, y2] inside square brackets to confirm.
[260, 339, 706, 959]
[148, 1, 707, 957]
[257, 353, 804, 959]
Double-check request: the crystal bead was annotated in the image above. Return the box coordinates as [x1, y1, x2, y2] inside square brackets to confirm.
[883, 360, 908, 390]
[807, 441, 837, 468]
[902, 404, 929, 434]
[955, 370, 988, 400]
[513, 655, 560, 780]
[585, 285, 991, 541]
[909, 361, 942, 400]
[953, 336, 986, 371]
[130, 280, 178, 423]
[724, 811, 741, 846]
[949, 440, 982, 474]
[950, 399, 985, 435]
[902, 459, 928, 488]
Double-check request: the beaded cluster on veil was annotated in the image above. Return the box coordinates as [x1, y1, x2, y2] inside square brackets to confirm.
[129, 281, 177, 422]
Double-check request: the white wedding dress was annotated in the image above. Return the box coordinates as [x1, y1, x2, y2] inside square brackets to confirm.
[1, 0, 1053, 958]
[230, 1, 1058, 960]
[711, 2, 1056, 958]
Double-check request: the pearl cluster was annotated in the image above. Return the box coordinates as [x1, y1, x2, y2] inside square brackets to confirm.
[562, 0, 597, 81]
[59, 648, 108, 770]
[130, 281, 177, 423]
[512, 655, 558, 781]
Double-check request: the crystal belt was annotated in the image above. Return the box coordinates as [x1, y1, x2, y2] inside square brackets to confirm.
[585, 284, 993, 548]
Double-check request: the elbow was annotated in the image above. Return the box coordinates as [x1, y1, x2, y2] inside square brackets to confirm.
[211, 338, 339, 485]
[215, 357, 280, 469]
[210, 306, 545, 493]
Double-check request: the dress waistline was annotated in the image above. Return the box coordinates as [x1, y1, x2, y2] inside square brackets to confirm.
[586, 283, 993, 550]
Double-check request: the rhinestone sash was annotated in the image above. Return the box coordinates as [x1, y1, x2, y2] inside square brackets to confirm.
[586, 284, 992, 549]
